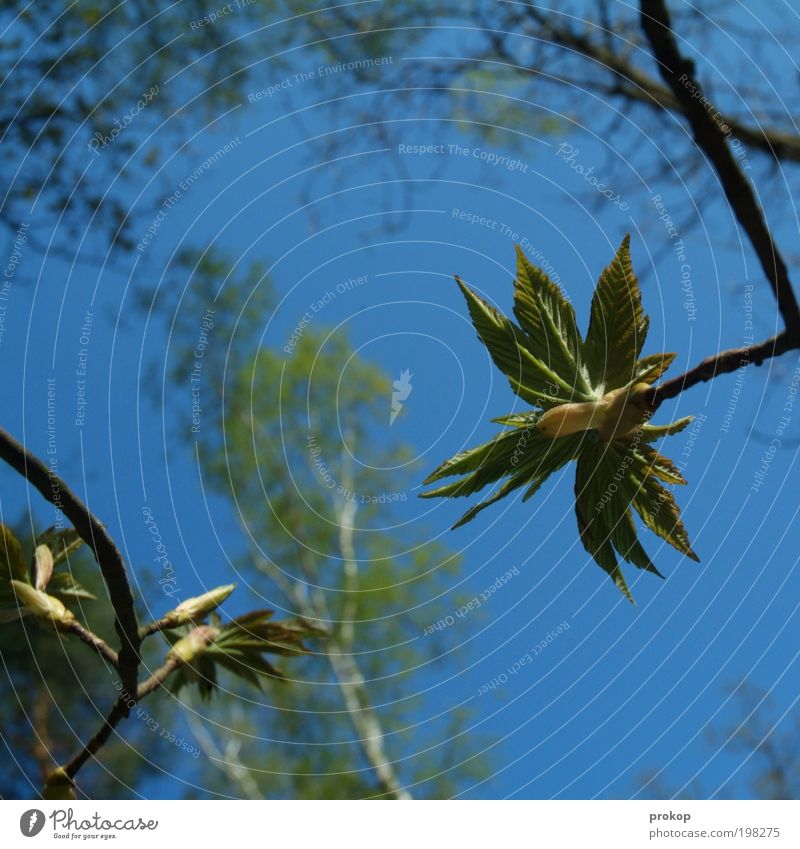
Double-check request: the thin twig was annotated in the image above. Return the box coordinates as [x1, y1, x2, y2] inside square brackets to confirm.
[520, 6, 800, 162]
[137, 657, 182, 699]
[60, 656, 182, 780]
[62, 620, 119, 668]
[138, 617, 174, 640]
[184, 697, 262, 800]
[0, 427, 140, 701]
[32, 685, 55, 782]
[648, 332, 799, 411]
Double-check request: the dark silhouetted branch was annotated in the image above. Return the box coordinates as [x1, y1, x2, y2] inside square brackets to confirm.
[647, 332, 799, 411]
[0, 427, 140, 704]
[61, 656, 182, 780]
[520, 5, 800, 163]
[640, 0, 800, 338]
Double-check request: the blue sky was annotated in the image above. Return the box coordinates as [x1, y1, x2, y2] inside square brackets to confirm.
[2, 2, 799, 799]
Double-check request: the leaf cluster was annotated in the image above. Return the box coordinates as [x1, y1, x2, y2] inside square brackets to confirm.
[422, 236, 698, 600]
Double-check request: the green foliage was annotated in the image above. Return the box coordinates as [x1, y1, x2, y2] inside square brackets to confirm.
[0, 525, 93, 625]
[0, 520, 157, 798]
[423, 236, 699, 601]
[166, 611, 318, 700]
[584, 235, 649, 390]
[0, 511, 318, 797]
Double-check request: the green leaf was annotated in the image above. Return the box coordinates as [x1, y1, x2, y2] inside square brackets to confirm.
[0, 525, 27, 583]
[635, 352, 676, 384]
[513, 245, 590, 394]
[214, 650, 285, 686]
[635, 444, 687, 485]
[628, 457, 699, 561]
[43, 768, 76, 801]
[584, 235, 649, 391]
[456, 276, 591, 405]
[641, 416, 694, 442]
[167, 611, 316, 699]
[574, 446, 634, 602]
[46, 571, 98, 601]
[610, 510, 662, 577]
[422, 423, 567, 500]
[450, 476, 527, 529]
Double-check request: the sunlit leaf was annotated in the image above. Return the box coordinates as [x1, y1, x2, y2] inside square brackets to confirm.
[0, 525, 27, 583]
[456, 276, 591, 406]
[641, 416, 694, 442]
[424, 238, 698, 601]
[167, 611, 317, 700]
[513, 246, 590, 394]
[36, 527, 84, 567]
[584, 235, 649, 391]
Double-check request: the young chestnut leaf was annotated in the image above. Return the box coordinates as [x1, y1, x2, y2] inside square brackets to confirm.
[423, 236, 698, 601]
[165, 610, 318, 700]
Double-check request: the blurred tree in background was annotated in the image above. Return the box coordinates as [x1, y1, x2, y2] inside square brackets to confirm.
[638, 682, 800, 800]
[154, 252, 487, 798]
[10, 1, 798, 265]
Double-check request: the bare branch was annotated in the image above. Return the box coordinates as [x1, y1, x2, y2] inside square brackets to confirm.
[648, 332, 798, 411]
[640, 0, 800, 337]
[138, 617, 175, 640]
[60, 656, 182, 781]
[522, 6, 800, 163]
[61, 620, 119, 668]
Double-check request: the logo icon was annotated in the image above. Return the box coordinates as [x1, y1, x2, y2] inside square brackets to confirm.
[19, 809, 45, 837]
[390, 369, 413, 426]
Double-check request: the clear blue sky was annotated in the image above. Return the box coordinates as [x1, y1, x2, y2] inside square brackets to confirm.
[2, 3, 798, 799]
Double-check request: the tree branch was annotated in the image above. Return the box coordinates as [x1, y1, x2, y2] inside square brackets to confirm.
[137, 657, 182, 699]
[138, 616, 174, 640]
[520, 7, 800, 163]
[0, 428, 140, 703]
[640, 0, 800, 337]
[60, 656, 181, 781]
[61, 620, 119, 668]
[647, 332, 799, 411]
[60, 698, 130, 781]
